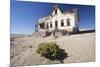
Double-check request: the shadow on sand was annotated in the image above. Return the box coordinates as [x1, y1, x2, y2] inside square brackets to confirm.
[71, 29, 95, 35]
[45, 49, 68, 63]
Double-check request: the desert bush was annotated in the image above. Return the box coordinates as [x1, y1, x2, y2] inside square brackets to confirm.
[36, 42, 62, 59]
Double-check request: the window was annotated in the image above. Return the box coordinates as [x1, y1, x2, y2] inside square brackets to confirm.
[50, 22, 52, 28]
[46, 23, 49, 29]
[39, 23, 45, 29]
[55, 21, 58, 27]
[67, 19, 70, 26]
[55, 9, 57, 15]
[61, 20, 64, 26]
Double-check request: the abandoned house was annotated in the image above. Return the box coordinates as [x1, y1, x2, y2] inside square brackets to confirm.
[35, 5, 79, 37]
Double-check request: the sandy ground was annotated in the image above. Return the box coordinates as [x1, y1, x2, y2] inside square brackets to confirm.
[10, 32, 95, 66]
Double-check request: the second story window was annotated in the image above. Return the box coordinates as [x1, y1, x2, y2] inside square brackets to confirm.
[61, 20, 64, 26]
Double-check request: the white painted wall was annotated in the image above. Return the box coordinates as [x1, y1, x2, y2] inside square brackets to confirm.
[38, 8, 79, 32]
[52, 8, 62, 16]
[45, 13, 75, 32]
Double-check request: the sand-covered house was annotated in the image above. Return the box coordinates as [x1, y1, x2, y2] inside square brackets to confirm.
[35, 5, 79, 37]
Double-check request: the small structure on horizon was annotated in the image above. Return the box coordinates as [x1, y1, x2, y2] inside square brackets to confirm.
[35, 5, 79, 37]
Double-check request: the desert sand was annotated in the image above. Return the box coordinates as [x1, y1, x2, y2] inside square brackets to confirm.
[10, 32, 95, 66]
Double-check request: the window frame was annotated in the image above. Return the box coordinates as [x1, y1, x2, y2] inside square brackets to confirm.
[50, 22, 52, 28]
[61, 20, 64, 27]
[67, 19, 70, 26]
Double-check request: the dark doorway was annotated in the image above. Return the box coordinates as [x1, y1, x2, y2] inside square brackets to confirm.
[55, 21, 58, 29]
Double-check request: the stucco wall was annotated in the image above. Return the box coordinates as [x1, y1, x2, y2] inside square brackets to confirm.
[45, 13, 75, 32]
[38, 8, 79, 33]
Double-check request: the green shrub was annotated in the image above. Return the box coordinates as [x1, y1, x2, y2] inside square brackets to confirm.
[36, 42, 62, 59]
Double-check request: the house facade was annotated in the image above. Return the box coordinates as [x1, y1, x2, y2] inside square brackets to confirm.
[35, 5, 79, 37]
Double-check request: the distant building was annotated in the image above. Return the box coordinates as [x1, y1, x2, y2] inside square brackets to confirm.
[35, 5, 79, 37]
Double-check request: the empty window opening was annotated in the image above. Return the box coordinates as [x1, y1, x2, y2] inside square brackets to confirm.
[61, 20, 64, 26]
[50, 22, 52, 28]
[39, 23, 45, 29]
[55, 9, 57, 15]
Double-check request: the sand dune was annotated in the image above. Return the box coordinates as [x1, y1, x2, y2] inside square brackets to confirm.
[10, 32, 95, 66]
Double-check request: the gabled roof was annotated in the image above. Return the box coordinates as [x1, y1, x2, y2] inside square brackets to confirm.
[38, 5, 80, 23]
[52, 4, 63, 13]
[52, 5, 80, 22]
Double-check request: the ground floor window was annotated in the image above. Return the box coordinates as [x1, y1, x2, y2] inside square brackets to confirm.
[39, 23, 45, 29]
[67, 19, 70, 26]
[50, 22, 52, 28]
[55, 21, 58, 28]
[46, 23, 49, 29]
[61, 20, 64, 26]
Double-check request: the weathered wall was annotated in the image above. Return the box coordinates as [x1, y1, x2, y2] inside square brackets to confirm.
[38, 8, 79, 33]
